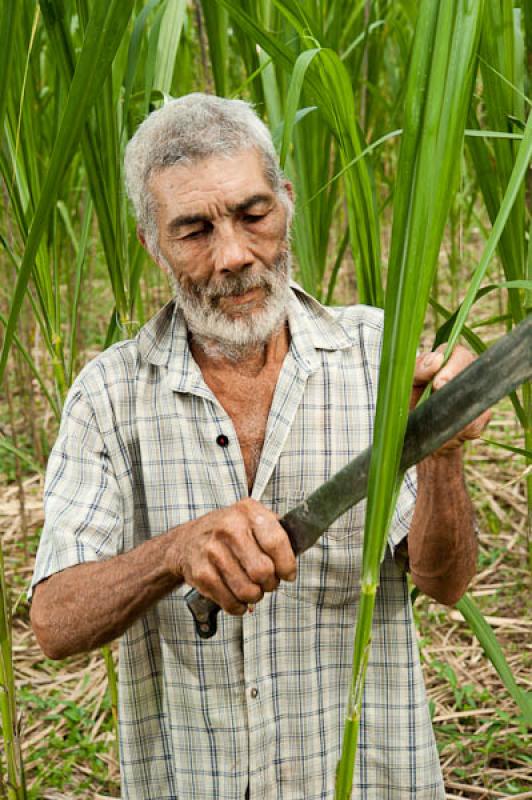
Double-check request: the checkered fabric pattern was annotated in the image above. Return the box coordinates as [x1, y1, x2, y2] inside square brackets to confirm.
[32, 283, 444, 799]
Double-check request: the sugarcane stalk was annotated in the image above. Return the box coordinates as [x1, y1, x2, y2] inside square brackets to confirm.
[523, 381, 532, 572]
[101, 645, 119, 761]
[334, 0, 485, 794]
[0, 542, 26, 799]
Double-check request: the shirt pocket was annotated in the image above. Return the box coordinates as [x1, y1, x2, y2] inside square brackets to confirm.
[274, 493, 363, 608]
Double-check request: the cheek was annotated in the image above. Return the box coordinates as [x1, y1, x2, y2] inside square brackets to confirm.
[249, 218, 289, 254]
[162, 242, 213, 281]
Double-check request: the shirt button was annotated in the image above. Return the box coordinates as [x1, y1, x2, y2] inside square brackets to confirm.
[250, 687, 259, 699]
[216, 434, 229, 447]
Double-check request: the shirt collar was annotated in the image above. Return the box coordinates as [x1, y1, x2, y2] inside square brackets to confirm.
[136, 280, 354, 391]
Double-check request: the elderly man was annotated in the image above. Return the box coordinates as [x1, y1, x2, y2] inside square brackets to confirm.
[30, 94, 487, 799]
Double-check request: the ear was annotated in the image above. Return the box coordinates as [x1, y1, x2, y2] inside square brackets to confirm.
[137, 226, 162, 269]
[283, 180, 294, 203]
[136, 226, 148, 251]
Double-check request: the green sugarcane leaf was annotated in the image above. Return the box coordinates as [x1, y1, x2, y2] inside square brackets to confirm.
[481, 438, 532, 459]
[0, 309, 60, 421]
[270, 0, 320, 41]
[67, 197, 93, 387]
[465, 128, 524, 140]
[337, 2, 486, 794]
[455, 594, 532, 725]
[432, 280, 532, 351]
[154, 0, 187, 95]
[279, 48, 320, 168]
[0, 0, 135, 386]
[305, 128, 402, 206]
[124, 0, 162, 123]
[272, 106, 317, 149]
[0, 0, 21, 134]
[341, 20, 385, 62]
[200, 0, 229, 96]
[443, 111, 532, 357]
[0, 437, 43, 476]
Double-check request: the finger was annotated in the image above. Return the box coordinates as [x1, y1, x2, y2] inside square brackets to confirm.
[218, 502, 280, 592]
[413, 349, 445, 386]
[436, 408, 492, 453]
[189, 561, 247, 616]
[432, 344, 475, 390]
[249, 508, 297, 583]
[209, 544, 266, 605]
[231, 538, 280, 593]
[457, 408, 492, 441]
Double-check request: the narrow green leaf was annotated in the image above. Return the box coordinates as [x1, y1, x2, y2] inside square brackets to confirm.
[455, 594, 532, 725]
[0, 0, 135, 386]
[200, 0, 229, 96]
[0, 0, 21, 132]
[443, 111, 532, 356]
[279, 48, 320, 168]
[481, 438, 532, 459]
[0, 437, 43, 476]
[67, 198, 93, 386]
[465, 128, 524, 140]
[154, 0, 187, 95]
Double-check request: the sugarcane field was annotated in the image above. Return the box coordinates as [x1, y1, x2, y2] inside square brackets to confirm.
[1, 1, 531, 799]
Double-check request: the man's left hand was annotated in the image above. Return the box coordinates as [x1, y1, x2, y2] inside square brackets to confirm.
[411, 343, 491, 454]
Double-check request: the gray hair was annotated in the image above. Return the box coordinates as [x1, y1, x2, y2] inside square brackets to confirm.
[124, 93, 288, 256]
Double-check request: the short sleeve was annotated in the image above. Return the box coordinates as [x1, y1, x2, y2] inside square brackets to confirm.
[29, 384, 123, 599]
[388, 464, 417, 558]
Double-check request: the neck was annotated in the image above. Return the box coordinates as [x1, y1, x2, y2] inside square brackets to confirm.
[190, 321, 290, 377]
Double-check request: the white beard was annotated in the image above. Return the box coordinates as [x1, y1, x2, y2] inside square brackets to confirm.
[167, 249, 292, 360]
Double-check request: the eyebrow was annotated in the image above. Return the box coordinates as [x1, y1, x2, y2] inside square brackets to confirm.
[167, 193, 274, 234]
[228, 193, 274, 214]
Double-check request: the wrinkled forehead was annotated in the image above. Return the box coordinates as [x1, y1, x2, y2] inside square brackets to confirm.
[150, 146, 276, 190]
[147, 149, 278, 217]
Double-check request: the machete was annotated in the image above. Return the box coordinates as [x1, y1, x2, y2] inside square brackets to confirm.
[185, 314, 532, 638]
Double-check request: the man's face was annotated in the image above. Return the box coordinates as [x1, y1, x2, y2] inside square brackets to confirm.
[146, 148, 293, 353]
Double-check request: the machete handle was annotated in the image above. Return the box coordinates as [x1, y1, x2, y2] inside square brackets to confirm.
[185, 589, 221, 639]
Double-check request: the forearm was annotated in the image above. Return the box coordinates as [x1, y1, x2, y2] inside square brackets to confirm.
[31, 527, 185, 659]
[408, 448, 478, 605]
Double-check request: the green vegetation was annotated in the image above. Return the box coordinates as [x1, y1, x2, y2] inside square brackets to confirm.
[0, 0, 530, 797]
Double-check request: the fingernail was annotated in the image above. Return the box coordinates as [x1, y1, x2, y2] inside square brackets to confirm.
[423, 352, 443, 368]
[287, 570, 297, 582]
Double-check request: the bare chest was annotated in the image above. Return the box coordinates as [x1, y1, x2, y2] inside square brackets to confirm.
[203, 370, 280, 492]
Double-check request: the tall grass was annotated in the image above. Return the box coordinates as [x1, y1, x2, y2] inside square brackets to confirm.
[0, 0, 529, 792]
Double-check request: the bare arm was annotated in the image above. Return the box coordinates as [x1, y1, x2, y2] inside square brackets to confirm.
[31, 498, 296, 659]
[408, 449, 477, 605]
[404, 345, 489, 605]
[31, 527, 183, 659]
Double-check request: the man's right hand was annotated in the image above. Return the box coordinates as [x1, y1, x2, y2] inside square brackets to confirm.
[31, 498, 296, 659]
[167, 497, 297, 615]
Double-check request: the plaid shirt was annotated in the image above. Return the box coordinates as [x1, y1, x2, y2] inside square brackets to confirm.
[32, 283, 444, 799]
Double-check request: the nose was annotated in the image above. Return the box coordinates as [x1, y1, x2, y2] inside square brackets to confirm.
[213, 223, 253, 274]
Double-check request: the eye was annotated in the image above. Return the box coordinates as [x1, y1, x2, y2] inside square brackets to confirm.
[243, 211, 268, 224]
[181, 225, 211, 240]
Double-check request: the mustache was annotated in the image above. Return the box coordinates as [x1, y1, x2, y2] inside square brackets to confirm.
[186, 250, 288, 304]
